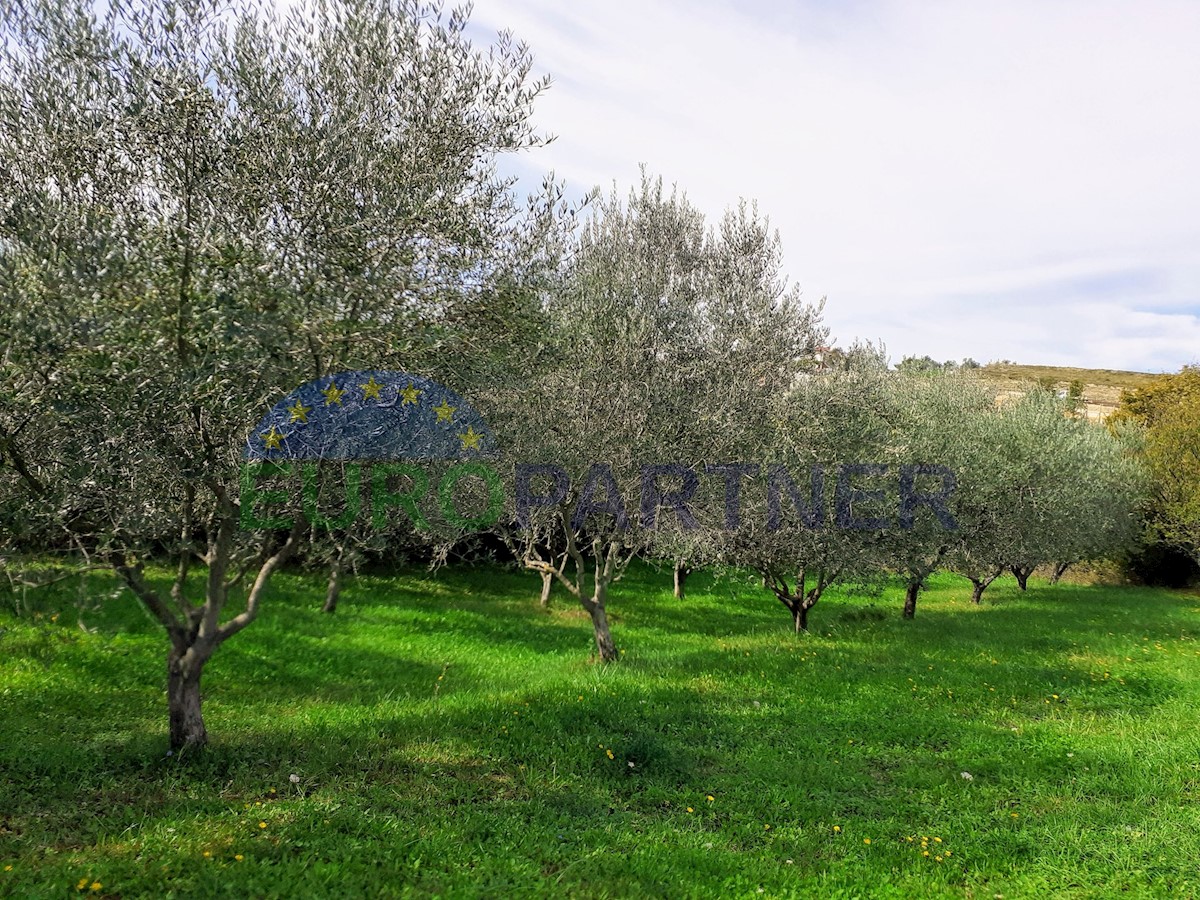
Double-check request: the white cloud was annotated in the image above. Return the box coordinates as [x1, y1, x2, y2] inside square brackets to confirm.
[470, 0, 1200, 372]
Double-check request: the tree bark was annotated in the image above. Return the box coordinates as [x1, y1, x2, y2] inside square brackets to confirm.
[673, 562, 691, 599]
[903, 579, 920, 619]
[587, 572, 619, 662]
[539, 570, 553, 607]
[112, 514, 302, 752]
[167, 645, 210, 751]
[1010, 565, 1034, 591]
[322, 552, 343, 613]
[969, 570, 1000, 604]
[588, 600, 618, 661]
[1049, 561, 1073, 585]
[793, 602, 808, 632]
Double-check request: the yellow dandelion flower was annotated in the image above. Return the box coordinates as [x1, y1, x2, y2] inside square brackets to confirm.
[258, 822, 267, 829]
[944, 850, 951, 857]
[862, 838, 870, 844]
[706, 795, 714, 802]
[933, 837, 942, 843]
[833, 825, 842, 833]
[687, 807, 694, 813]
[606, 749, 614, 760]
[77, 878, 89, 889]
[90, 884, 102, 892]
[765, 824, 771, 830]
[1010, 812, 1019, 818]
[235, 855, 243, 861]
[3, 865, 11, 871]
[203, 851, 211, 858]
[935, 856, 943, 862]
[923, 850, 930, 857]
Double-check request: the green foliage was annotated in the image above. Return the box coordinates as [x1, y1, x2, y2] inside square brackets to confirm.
[1115, 367, 1200, 566]
[895, 355, 944, 375]
[497, 170, 827, 654]
[1112, 366, 1200, 428]
[948, 388, 1145, 588]
[0, 0, 561, 545]
[0, 0, 568, 746]
[3, 562, 1200, 896]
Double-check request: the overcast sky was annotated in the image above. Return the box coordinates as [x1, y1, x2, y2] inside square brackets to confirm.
[468, 0, 1200, 373]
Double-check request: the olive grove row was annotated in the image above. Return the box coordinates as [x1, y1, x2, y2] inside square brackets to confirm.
[0, 0, 1144, 749]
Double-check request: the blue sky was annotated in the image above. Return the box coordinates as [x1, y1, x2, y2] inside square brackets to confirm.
[468, 0, 1200, 372]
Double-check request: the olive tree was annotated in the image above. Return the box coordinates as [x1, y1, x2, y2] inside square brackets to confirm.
[881, 371, 995, 618]
[0, 0, 560, 748]
[499, 173, 825, 659]
[645, 198, 830, 603]
[980, 389, 1143, 592]
[943, 387, 1142, 601]
[710, 349, 893, 632]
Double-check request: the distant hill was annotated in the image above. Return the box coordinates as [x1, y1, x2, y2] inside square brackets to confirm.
[979, 363, 1159, 421]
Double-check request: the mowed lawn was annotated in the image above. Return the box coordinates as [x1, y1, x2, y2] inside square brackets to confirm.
[2, 562, 1199, 898]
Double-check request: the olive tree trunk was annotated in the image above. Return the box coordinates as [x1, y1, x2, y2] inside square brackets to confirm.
[673, 561, 691, 599]
[1049, 561, 1073, 585]
[1010, 564, 1035, 591]
[323, 547, 344, 613]
[167, 644, 211, 749]
[765, 569, 835, 633]
[112, 507, 302, 751]
[583, 586, 618, 662]
[968, 570, 1002, 604]
[519, 527, 629, 663]
[903, 579, 921, 619]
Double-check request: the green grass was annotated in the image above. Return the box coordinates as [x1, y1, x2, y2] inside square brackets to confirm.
[2, 562, 1200, 898]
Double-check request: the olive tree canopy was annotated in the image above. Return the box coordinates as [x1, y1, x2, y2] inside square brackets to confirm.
[0, 0, 564, 748]
[498, 172, 827, 659]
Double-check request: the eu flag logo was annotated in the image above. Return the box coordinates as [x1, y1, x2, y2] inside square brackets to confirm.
[245, 371, 493, 461]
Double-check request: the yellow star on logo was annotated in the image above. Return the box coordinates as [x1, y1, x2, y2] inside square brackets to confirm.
[433, 399, 456, 423]
[399, 383, 421, 406]
[459, 426, 483, 451]
[361, 377, 383, 401]
[287, 401, 312, 424]
[322, 382, 346, 406]
[262, 425, 284, 450]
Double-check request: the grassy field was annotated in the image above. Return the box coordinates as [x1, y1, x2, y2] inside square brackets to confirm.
[979, 363, 1159, 391]
[978, 363, 1160, 422]
[2, 562, 1200, 898]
